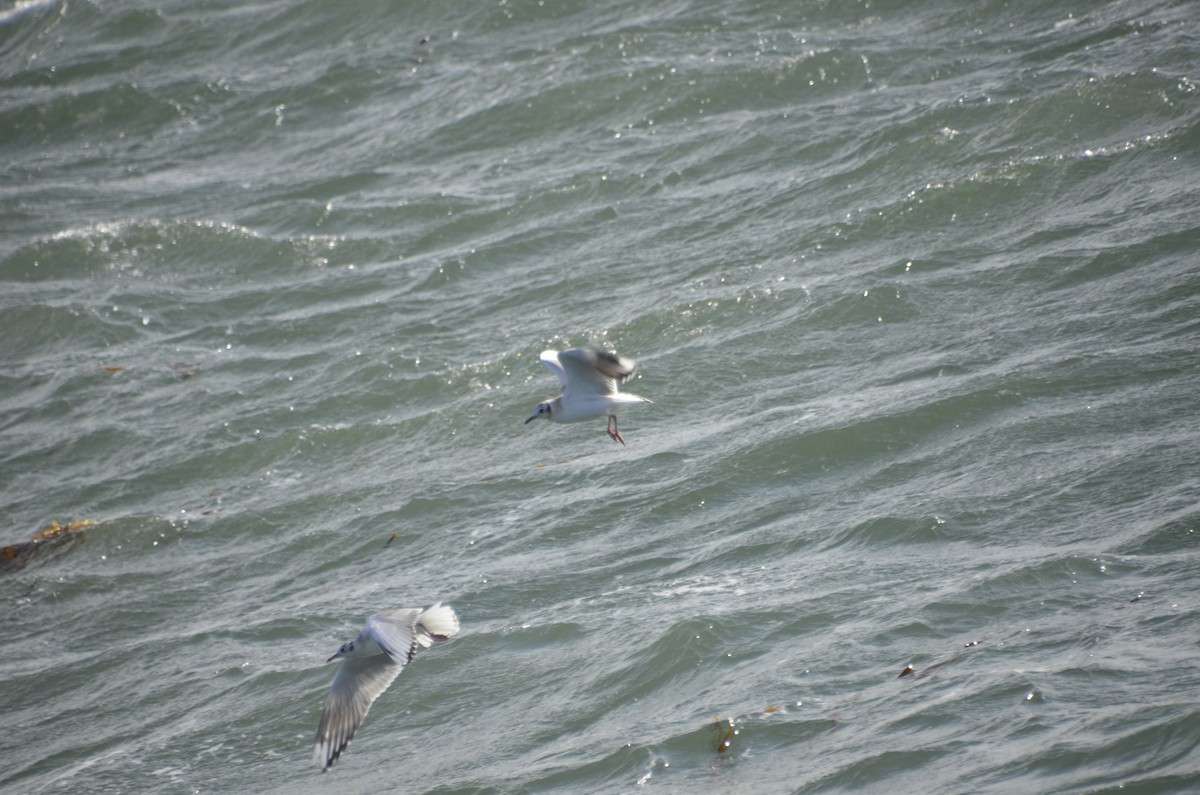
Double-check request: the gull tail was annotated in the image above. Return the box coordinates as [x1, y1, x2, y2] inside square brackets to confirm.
[416, 602, 460, 647]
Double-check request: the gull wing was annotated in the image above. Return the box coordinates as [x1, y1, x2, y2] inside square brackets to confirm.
[313, 655, 404, 771]
[539, 350, 568, 393]
[366, 609, 423, 665]
[558, 348, 636, 397]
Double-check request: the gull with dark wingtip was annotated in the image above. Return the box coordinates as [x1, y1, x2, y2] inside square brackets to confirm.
[525, 347, 651, 446]
[313, 603, 459, 771]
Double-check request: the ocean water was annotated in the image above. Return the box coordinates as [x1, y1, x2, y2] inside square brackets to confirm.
[2, 0, 1199, 792]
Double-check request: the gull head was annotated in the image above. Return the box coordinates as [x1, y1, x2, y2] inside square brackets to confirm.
[326, 640, 354, 663]
[526, 401, 552, 424]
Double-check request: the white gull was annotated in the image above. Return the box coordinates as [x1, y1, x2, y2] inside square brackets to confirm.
[313, 603, 459, 771]
[525, 347, 651, 446]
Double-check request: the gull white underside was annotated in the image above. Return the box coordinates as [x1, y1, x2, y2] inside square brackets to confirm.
[314, 603, 459, 771]
[535, 348, 651, 424]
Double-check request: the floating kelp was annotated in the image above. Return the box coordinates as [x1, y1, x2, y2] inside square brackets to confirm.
[712, 716, 738, 753]
[898, 640, 985, 680]
[708, 707, 787, 755]
[353, 530, 403, 570]
[99, 362, 198, 380]
[1, 519, 96, 573]
[169, 362, 198, 380]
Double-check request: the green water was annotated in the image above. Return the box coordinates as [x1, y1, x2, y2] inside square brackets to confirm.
[2, 0, 1199, 792]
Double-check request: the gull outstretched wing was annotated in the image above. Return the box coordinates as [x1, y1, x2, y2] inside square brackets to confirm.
[314, 655, 403, 771]
[539, 350, 569, 393]
[557, 348, 636, 397]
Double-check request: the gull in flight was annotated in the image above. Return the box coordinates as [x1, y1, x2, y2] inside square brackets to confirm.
[313, 603, 459, 771]
[525, 347, 651, 446]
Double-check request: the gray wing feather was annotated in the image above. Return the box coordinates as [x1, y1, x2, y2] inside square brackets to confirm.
[366, 609, 422, 665]
[557, 348, 636, 397]
[313, 655, 403, 771]
[539, 350, 569, 393]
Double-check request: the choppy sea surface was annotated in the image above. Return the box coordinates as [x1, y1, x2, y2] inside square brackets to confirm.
[3, 1, 1199, 792]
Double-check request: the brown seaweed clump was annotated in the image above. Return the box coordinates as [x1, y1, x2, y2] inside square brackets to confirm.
[713, 717, 738, 753]
[1, 519, 96, 572]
